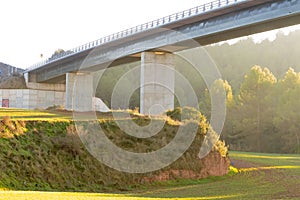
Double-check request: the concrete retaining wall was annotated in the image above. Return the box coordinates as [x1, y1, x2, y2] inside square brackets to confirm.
[0, 89, 110, 112]
[0, 89, 65, 109]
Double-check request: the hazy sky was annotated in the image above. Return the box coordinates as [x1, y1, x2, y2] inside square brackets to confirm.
[0, 0, 299, 69]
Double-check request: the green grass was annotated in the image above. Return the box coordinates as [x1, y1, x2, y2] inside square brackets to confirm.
[0, 108, 220, 195]
[1, 109, 299, 199]
[230, 151, 300, 180]
[230, 151, 300, 166]
[0, 151, 299, 199]
[0, 191, 240, 200]
[0, 191, 143, 200]
[124, 151, 300, 199]
[0, 108, 71, 121]
[0, 108, 141, 121]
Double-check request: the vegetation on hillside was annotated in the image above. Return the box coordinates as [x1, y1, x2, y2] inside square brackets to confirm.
[0, 74, 27, 89]
[222, 66, 300, 153]
[0, 110, 228, 192]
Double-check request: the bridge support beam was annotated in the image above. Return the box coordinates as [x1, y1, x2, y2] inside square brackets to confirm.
[66, 72, 93, 111]
[23, 72, 65, 91]
[140, 52, 174, 115]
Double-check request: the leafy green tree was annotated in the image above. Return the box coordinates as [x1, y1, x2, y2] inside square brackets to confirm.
[227, 66, 277, 152]
[273, 68, 300, 153]
[48, 49, 74, 61]
[199, 79, 233, 120]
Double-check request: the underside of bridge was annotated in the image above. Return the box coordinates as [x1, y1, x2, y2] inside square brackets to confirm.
[41, 52, 174, 113]
[24, 0, 300, 112]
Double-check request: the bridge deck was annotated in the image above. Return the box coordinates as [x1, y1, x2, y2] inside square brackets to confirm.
[26, 0, 300, 83]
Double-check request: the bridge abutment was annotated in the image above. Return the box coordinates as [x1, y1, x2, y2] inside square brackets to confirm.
[140, 52, 175, 115]
[24, 72, 65, 91]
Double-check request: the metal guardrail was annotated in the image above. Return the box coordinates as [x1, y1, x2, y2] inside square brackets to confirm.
[26, 0, 245, 71]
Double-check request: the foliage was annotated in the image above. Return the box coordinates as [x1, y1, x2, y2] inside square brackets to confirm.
[222, 66, 300, 153]
[199, 79, 233, 119]
[48, 49, 73, 61]
[272, 68, 300, 153]
[214, 140, 228, 158]
[225, 66, 277, 152]
[0, 113, 226, 192]
[166, 106, 207, 123]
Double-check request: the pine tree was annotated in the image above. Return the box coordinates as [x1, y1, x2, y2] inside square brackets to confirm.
[228, 66, 276, 152]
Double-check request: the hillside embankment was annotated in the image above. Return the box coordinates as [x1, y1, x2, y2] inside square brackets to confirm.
[0, 109, 229, 192]
[0, 74, 27, 89]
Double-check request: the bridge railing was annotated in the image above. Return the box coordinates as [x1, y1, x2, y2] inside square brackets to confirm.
[26, 0, 245, 71]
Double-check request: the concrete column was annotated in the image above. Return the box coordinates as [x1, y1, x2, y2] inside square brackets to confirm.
[140, 52, 175, 115]
[66, 73, 93, 111]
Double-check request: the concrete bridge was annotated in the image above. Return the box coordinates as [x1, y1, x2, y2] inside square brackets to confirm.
[24, 0, 300, 113]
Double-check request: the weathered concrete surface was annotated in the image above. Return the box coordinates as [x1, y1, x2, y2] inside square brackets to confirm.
[26, 82, 65, 91]
[66, 73, 93, 111]
[24, 72, 65, 91]
[0, 89, 65, 109]
[0, 88, 110, 112]
[140, 52, 174, 115]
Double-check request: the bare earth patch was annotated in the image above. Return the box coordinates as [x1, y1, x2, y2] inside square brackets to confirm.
[230, 158, 260, 168]
[144, 151, 230, 182]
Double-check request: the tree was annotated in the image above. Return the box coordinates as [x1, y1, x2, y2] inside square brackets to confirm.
[227, 66, 277, 152]
[199, 79, 233, 120]
[273, 68, 300, 153]
[48, 49, 73, 61]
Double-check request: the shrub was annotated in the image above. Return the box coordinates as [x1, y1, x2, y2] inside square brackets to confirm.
[166, 106, 207, 123]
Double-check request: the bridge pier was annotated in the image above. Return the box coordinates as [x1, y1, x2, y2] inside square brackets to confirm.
[140, 52, 175, 115]
[66, 72, 93, 111]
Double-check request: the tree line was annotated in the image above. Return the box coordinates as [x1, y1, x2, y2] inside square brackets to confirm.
[220, 66, 300, 154]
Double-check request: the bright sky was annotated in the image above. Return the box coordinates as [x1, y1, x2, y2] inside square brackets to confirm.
[1, 0, 300, 69]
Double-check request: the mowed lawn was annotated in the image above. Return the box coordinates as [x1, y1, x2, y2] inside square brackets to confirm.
[0, 108, 114, 121]
[0, 108, 72, 121]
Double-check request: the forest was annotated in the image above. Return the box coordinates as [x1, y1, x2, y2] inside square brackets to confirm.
[94, 29, 300, 154]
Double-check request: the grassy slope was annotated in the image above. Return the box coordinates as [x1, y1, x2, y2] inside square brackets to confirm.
[0, 151, 299, 200]
[122, 151, 300, 199]
[1, 109, 299, 199]
[1, 108, 229, 193]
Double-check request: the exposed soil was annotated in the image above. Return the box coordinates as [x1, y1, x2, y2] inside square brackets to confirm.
[144, 151, 230, 182]
[230, 158, 260, 168]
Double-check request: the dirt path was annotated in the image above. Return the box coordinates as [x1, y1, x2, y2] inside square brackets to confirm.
[230, 159, 260, 168]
